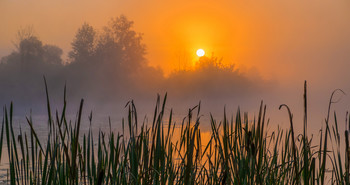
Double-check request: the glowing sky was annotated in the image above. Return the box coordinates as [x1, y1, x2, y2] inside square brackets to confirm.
[1, 0, 350, 85]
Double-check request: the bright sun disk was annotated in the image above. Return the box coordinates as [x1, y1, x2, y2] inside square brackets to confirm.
[196, 49, 205, 57]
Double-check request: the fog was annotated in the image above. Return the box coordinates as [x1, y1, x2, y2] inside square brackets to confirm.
[0, 17, 269, 115]
[1, 0, 350, 136]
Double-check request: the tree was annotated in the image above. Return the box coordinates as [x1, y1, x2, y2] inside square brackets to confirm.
[103, 15, 146, 71]
[94, 31, 122, 64]
[13, 26, 36, 50]
[69, 23, 96, 63]
[42, 45, 63, 65]
[0, 34, 44, 67]
[0, 52, 20, 65]
[0, 27, 63, 67]
[19, 36, 44, 65]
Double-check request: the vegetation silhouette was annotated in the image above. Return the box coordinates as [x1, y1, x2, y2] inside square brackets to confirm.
[166, 55, 261, 100]
[0, 81, 348, 184]
[0, 15, 266, 113]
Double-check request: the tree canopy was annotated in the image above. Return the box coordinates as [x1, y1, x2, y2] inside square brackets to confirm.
[69, 23, 96, 63]
[1, 29, 63, 67]
[68, 15, 146, 72]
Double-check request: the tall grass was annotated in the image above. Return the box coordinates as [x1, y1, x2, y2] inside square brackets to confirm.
[0, 80, 349, 184]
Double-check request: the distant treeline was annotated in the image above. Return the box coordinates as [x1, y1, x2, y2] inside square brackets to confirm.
[0, 15, 267, 111]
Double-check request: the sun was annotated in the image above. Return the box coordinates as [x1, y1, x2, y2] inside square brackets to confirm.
[196, 49, 205, 57]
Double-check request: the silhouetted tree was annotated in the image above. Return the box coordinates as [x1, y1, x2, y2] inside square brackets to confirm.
[69, 23, 96, 63]
[42, 45, 63, 65]
[13, 26, 36, 49]
[94, 30, 122, 64]
[1, 29, 63, 67]
[103, 15, 146, 71]
[165, 55, 258, 99]
[0, 52, 20, 65]
[2, 43, 63, 67]
[19, 36, 44, 65]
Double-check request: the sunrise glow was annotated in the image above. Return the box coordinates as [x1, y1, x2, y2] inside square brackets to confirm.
[196, 49, 205, 57]
[1, 0, 350, 183]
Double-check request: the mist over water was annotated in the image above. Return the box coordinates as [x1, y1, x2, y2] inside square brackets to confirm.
[0, 16, 270, 119]
[1, 2, 350, 184]
[0, 7, 349, 140]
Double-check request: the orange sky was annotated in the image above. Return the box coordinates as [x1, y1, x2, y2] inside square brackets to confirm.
[1, 0, 350, 84]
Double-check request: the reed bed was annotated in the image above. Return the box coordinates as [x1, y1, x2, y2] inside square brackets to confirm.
[0, 80, 349, 185]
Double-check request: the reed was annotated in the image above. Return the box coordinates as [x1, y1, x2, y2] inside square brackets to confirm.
[0, 80, 349, 184]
